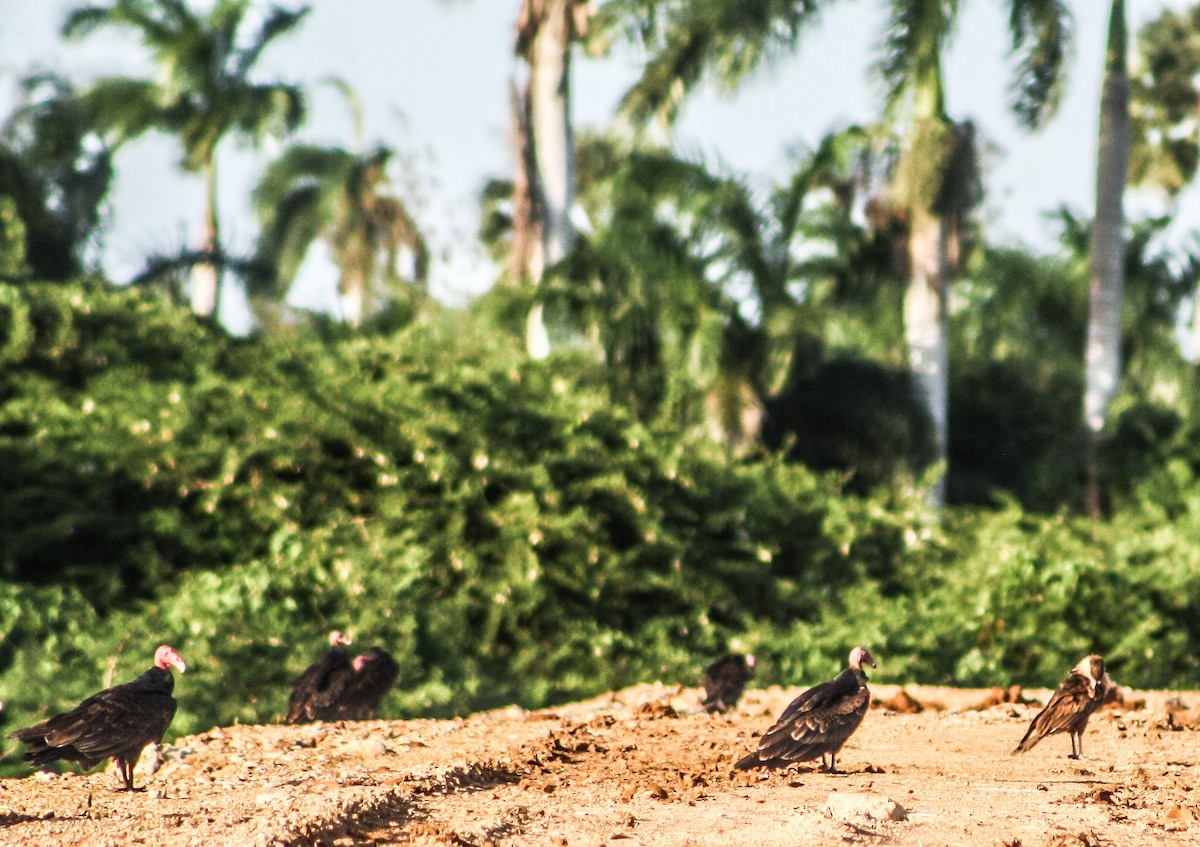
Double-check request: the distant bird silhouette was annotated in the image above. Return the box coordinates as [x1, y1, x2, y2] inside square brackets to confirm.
[285, 630, 354, 724]
[702, 653, 756, 713]
[1013, 654, 1111, 759]
[735, 647, 875, 773]
[334, 647, 399, 720]
[11, 645, 186, 791]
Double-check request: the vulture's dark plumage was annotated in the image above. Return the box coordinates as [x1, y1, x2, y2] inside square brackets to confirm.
[735, 646, 875, 773]
[702, 653, 756, 713]
[285, 630, 354, 724]
[10, 645, 186, 791]
[334, 647, 399, 720]
[1013, 654, 1111, 759]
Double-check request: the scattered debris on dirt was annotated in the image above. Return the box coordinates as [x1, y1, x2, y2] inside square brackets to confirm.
[874, 687, 942, 713]
[969, 684, 1041, 711]
[0, 684, 1196, 846]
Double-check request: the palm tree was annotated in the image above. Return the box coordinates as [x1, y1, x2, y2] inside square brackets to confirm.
[1127, 3, 1200, 363]
[491, 127, 907, 454]
[251, 143, 428, 328]
[63, 0, 309, 318]
[0, 73, 113, 281]
[1082, 0, 1130, 517]
[1128, 3, 1200, 199]
[609, 0, 1072, 506]
[512, 0, 594, 357]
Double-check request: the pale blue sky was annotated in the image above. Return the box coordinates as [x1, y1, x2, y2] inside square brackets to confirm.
[0, 1, 1190, 330]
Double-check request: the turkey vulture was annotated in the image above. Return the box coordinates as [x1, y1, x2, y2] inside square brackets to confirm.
[334, 647, 399, 720]
[285, 630, 354, 724]
[10, 644, 186, 791]
[735, 646, 875, 773]
[702, 653, 756, 713]
[1013, 654, 1111, 759]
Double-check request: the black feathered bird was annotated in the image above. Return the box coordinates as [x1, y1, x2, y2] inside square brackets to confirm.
[702, 653, 756, 713]
[334, 647, 399, 720]
[285, 630, 354, 724]
[1013, 654, 1111, 759]
[735, 646, 875, 773]
[10, 644, 186, 791]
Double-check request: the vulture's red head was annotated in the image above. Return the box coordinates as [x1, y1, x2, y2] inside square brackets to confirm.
[849, 646, 877, 671]
[154, 644, 187, 674]
[329, 630, 352, 647]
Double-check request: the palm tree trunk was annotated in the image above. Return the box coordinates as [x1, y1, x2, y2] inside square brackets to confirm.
[191, 157, 222, 318]
[521, 0, 576, 359]
[508, 76, 542, 289]
[339, 267, 366, 327]
[1083, 0, 1131, 517]
[906, 210, 949, 506]
[900, 75, 956, 509]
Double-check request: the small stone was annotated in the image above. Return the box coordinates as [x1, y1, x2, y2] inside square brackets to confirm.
[824, 791, 908, 822]
[344, 737, 388, 757]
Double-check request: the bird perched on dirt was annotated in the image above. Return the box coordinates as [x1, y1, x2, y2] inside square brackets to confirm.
[735, 646, 875, 773]
[334, 647, 399, 720]
[1013, 654, 1111, 759]
[702, 653, 756, 713]
[10, 644, 186, 791]
[285, 630, 354, 724]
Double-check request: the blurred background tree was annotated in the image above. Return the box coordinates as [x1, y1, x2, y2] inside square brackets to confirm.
[4, 0, 1200, 758]
[251, 143, 428, 329]
[62, 0, 309, 316]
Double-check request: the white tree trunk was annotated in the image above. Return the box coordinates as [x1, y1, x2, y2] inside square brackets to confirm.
[339, 269, 365, 328]
[191, 158, 221, 318]
[525, 0, 575, 359]
[906, 213, 949, 507]
[1083, 0, 1130, 514]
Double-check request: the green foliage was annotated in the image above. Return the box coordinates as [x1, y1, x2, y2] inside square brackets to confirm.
[4, 278, 1200, 779]
[1130, 3, 1200, 196]
[250, 143, 427, 324]
[0, 74, 113, 281]
[0, 280, 894, 738]
[764, 355, 935, 494]
[948, 245, 1085, 509]
[747, 503, 1200, 691]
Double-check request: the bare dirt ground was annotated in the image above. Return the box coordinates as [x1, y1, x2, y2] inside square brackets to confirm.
[1, 682, 1198, 847]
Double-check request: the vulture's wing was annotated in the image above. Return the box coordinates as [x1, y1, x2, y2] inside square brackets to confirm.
[702, 655, 752, 711]
[1014, 672, 1095, 752]
[337, 649, 399, 719]
[14, 671, 175, 767]
[757, 675, 869, 762]
[286, 649, 353, 723]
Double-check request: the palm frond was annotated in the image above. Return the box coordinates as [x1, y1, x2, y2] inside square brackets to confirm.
[1007, 0, 1072, 128]
[872, 0, 955, 118]
[76, 77, 170, 144]
[253, 182, 325, 295]
[64, 0, 193, 48]
[619, 0, 824, 126]
[1128, 4, 1200, 196]
[232, 4, 311, 79]
[231, 84, 306, 138]
[61, 6, 114, 38]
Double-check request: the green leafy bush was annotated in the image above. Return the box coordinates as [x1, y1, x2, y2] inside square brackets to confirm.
[3, 279, 1200, 777]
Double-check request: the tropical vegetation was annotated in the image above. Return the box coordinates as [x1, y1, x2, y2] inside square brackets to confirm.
[2, 0, 1200, 775]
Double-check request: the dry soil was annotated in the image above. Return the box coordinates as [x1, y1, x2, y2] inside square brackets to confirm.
[1, 682, 1197, 847]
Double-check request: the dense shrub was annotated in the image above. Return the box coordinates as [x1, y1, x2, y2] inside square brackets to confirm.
[0, 282, 915, 737]
[763, 356, 936, 494]
[2, 280, 1200, 777]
